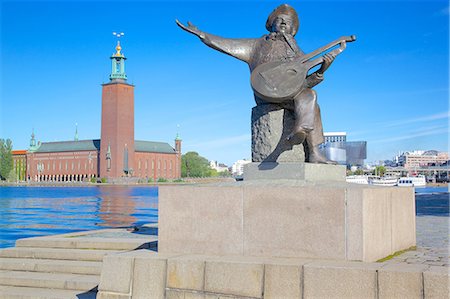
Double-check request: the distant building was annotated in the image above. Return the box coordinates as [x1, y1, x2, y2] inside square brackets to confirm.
[320, 132, 367, 167]
[324, 132, 347, 143]
[232, 159, 251, 176]
[397, 150, 449, 170]
[210, 160, 229, 173]
[16, 41, 181, 182]
[12, 150, 27, 181]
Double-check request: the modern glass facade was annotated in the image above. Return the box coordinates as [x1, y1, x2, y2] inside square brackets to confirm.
[320, 141, 367, 167]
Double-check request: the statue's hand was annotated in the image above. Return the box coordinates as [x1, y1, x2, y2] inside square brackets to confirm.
[175, 19, 205, 39]
[318, 52, 336, 74]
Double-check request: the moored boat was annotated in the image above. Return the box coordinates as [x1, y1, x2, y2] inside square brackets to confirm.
[398, 175, 426, 187]
[369, 176, 398, 186]
[346, 175, 369, 184]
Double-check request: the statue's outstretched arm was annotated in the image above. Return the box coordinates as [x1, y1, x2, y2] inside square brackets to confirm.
[176, 20, 256, 63]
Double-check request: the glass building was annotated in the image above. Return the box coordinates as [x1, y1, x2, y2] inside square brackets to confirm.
[320, 132, 367, 167]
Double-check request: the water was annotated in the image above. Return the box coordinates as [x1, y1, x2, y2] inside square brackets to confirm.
[0, 185, 448, 249]
[415, 186, 449, 217]
[0, 186, 158, 248]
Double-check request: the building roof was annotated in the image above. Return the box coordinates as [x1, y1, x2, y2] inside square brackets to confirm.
[12, 150, 27, 155]
[33, 139, 175, 154]
[35, 139, 101, 153]
[324, 132, 347, 137]
[135, 140, 175, 154]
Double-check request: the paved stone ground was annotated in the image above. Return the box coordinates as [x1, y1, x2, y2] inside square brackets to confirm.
[385, 215, 449, 267]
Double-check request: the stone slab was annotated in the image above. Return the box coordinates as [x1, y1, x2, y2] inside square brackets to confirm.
[167, 255, 205, 291]
[204, 259, 264, 298]
[98, 254, 133, 294]
[243, 162, 346, 181]
[264, 263, 302, 299]
[423, 266, 450, 299]
[159, 183, 415, 262]
[242, 185, 346, 259]
[158, 185, 244, 255]
[303, 261, 382, 299]
[378, 263, 429, 299]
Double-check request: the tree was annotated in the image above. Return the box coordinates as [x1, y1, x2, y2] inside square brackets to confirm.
[373, 165, 386, 177]
[354, 169, 364, 175]
[181, 151, 213, 177]
[0, 139, 13, 181]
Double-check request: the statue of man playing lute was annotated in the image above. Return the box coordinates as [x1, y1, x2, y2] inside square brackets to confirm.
[177, 4, 355, 164]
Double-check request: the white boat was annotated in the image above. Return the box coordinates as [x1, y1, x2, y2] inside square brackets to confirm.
[397, 175, 426, 187]
[369, 176, 398, 186]
[346, 175, 369, 184]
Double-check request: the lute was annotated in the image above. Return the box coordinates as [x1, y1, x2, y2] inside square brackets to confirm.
[250, 35, 356, 102]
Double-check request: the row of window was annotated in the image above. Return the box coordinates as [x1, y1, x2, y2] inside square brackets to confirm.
[137, 159, 173, 171]
[29, 160, 95, 172]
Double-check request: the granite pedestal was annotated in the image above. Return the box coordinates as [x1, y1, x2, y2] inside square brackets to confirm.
[158, 173, 416, 262]
[244, 162, 346, 181]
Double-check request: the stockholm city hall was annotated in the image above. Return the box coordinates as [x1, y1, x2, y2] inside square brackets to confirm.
[13, 40, 182, 182]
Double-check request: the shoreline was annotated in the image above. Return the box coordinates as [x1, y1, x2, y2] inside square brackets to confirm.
[0, 177, 236, 187]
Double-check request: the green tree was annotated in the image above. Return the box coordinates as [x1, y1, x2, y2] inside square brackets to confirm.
[354, 169, 364, 175]
[181, 151, 213, 177]
[373, 165, 386, 177]
[0, 139, 13, 181]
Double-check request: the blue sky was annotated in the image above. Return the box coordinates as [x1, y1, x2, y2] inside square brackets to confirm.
[1, 0, 448, 166]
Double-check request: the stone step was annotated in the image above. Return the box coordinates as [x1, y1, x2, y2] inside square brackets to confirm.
[16, 236, 157, 251]
[0, 270, 99, 291]
[0, 258, 102, 275]
[0, 285, 96, 299]
[0, 247, 122, 262]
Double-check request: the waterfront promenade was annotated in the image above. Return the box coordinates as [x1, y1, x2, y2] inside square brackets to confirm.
[0, 185, 448, 298]
[0, 213, 448, 298]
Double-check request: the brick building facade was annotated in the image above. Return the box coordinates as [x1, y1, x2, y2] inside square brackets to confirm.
[17, 41, 181, 182]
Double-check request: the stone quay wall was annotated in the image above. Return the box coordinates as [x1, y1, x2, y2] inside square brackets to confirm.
[97, 249, 449, 299]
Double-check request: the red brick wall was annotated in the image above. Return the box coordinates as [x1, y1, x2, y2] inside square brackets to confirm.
[134, 152, 180, 180]
[26, 151, 99, 182]
[100, 82, 135, 178]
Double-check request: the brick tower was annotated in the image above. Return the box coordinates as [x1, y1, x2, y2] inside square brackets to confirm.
[100, 40, 135, 178]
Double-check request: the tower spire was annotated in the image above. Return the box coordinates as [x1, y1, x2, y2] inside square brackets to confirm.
[110, 32, 127, 81]
[30, 128, 36, 147]
[74, 123, 79, 141]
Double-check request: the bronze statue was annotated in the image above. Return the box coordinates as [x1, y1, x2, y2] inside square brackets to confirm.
[177, 4, 355, 164]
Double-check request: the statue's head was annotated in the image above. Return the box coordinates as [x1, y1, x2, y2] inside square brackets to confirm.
[266, 4, 299, 36]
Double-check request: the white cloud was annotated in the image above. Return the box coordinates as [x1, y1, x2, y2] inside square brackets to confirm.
[370, 125, 448, 144]
[380, 111, 450, 128]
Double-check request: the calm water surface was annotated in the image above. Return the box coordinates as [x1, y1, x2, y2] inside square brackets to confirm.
[0, 186, 158, 248]
[0, 185, 448, 248]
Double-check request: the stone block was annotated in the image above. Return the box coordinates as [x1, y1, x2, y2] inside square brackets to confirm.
[132, 255, 169, 299]
[423, 266, 450, 299]
[98, 253, 133, 294]
[243, 162, 345, 181]
[390, 187, 416, 252]
[361, 188, 392, 262]
[167, 256, 205, 291]
[243, 185, 346, 259]
[204, 259, 264, 298]
[346, 186, 416, 262]
[251, 104, 305, 162]
[264, 261, 304, 299]
[159, 185, 244, 256]
[303, 261, 382, 298]
[158, 182, 415, 262]
[378, 263, 429, 299]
